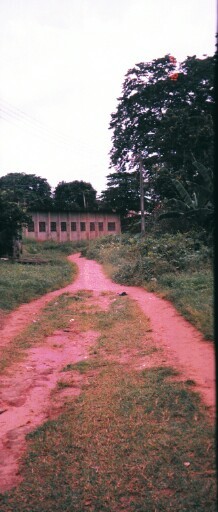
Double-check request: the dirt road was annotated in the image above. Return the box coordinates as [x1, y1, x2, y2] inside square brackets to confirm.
[0, 254, 215, 492]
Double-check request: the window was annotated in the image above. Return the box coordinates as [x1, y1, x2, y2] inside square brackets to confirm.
[98, 222, 103, 232]
[90, 222, 95, 231]
[39, 222, 46, 232]
[28, 221, 34, 232]
[61, 222, 67, 232]
[80, 222, 86, 231]
[71, 222, 77, 231]
[50, 222, 56, 232]
[108, 222, 116, 232]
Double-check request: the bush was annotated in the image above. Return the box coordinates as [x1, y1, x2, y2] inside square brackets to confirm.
[24, 238, 88, 255]
[84, 232, 212, 282]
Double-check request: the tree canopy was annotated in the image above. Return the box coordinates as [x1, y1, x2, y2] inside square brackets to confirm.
[100, 170, 155, 216]
[54, 180, 98, 211]
[0, 172, 52, 211]
[106, 54, 214, 215]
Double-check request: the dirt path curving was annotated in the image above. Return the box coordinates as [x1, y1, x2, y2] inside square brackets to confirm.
[0, 253, 215, 492]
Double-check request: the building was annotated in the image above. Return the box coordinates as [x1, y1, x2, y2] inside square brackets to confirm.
[23, 211, 121, 242]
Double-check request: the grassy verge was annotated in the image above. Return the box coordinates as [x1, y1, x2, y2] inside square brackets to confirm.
[146, 271, 213, 340]
[81, 233, 214, 340]
[0, 293, 215, 511]
[0, 239, 86, 312]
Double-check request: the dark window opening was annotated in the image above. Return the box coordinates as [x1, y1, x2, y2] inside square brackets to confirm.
[71, 222, 77, 231]
[80, 222, 86, 231]
[51, 222, 57, 232]
[39, 222, 46, 232]
[28, 221, 34, 232]
[108, 222, 116, 232]
[61, 222, 67, 232]
[90, 222, 95, 231]
[98, 222, 103, 232]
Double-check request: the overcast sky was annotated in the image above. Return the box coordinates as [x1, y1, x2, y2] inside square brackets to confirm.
[0, 0, 216, 195]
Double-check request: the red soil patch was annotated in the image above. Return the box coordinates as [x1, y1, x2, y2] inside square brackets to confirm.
[0, 327, 98, 491]
[0, 253, 215, 492]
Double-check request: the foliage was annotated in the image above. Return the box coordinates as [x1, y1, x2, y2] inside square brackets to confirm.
[0, 172, 52, 211]
[82, 232, 212, 274]
[54, 180, 98, 211]
[100, 170, 139, 215]
[158, 160, 214, 232]
[100, 170, 156, 217]
[0, 190, 30, 256]
[107, 54, 214, 218]
[0, 173, 101, 213]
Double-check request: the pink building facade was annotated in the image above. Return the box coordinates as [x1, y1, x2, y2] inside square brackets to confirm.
[23, 211, 121, 242]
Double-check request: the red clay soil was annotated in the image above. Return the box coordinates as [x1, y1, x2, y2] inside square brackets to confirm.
[0, 253, 215, 493]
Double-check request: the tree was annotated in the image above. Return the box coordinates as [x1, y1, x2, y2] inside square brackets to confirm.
[100, 171, 139, 215]
[100, 170, 156, 217]
[158, 160, 214, 231]
[54, 180, 98, 211]
[0, 172, 53, 211]
[0, 190, 29, 257]
[109, 54, 214, 205]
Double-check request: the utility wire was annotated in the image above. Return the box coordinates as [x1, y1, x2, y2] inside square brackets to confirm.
[0, 98, 108, 165]
[0, 98, 72, 143]
[0, 98, 72, 147]
[0, 107, 67, 147]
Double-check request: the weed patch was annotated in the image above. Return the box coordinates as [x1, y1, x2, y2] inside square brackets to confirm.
[62, 360, 105, 374]
[57, 380, 74, 390]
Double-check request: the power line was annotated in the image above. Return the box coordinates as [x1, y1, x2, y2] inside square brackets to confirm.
[0, 98, 72, 147]
[0, 98, 72, 143]
[0, 98, 110, 169]
[0, 108, 67, 147]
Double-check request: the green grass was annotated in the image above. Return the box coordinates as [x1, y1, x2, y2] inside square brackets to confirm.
[147, 270, 214, 340]
[0, 239, 83, 312]
[0, 293, 215, 511]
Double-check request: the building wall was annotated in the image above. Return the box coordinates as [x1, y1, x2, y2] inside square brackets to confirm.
[23, 212, 121, 241]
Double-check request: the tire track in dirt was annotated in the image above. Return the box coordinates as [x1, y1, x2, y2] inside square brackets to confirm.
[0, 253, 215, 492]
[67, 254, 215, 415]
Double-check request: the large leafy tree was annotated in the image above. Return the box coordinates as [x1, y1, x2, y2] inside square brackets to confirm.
[100, 170, 156, 216]
[0, 172, 52, 210]
[100, 171, 139, 215]
[54, 180, 98, 211]
[108, 54, 214, 205]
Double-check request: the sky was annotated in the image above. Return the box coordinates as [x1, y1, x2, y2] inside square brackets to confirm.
[0, 0, 216, 196]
